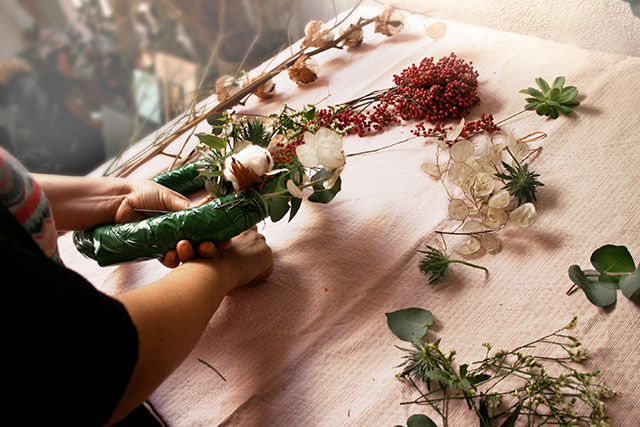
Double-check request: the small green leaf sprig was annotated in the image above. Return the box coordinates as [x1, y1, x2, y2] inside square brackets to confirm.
[387, 312, 619, 427]
[520, 76, 580, 119]
[418, 245, 488, 285]
[568, 244, 640, 307]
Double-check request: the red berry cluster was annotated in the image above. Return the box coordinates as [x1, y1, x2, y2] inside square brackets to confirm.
[384, 53, 480, 122]
[310, 53, 481, 137]
[412, 113, 499, 145]
[269, 135, 305, 166]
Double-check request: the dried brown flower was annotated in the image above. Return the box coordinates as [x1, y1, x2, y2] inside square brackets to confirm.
[288, 55, 318, 85]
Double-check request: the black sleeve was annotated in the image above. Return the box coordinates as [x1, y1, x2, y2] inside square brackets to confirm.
[1, 208, 139, 426]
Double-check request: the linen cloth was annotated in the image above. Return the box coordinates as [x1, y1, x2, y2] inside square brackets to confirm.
[58, 7, 640, 426]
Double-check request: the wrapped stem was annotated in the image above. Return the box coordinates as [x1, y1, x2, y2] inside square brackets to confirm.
[73, 193, 267, 266]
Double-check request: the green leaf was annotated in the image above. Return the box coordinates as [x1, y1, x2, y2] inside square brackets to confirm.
[469, 373, 491, 385]
[524, 102, 538, 110]
[590, 244, 635, 274]
[459, 364, 468, 378]
[620, 266, 640, 299]
[536, 77, 551, 94]
[535, 103, 548, 116]
[288, 196, 302, 222]
[554, 104, 574, 115]
[478, 400, 491, 427]
[196, 133, 227, 150]
[548, 87, 562, 101]
[407, 414, 438, 427]
[552, 76, 566, 89]
[548, 106, 559, 119]
[386, 308, 434, 342]
[557, 87, 579, 103]
[525, 87, 545, 99]
[499, 404, 521, 427]
[308, 169, 342, 204]
[568, 265, 617, 307]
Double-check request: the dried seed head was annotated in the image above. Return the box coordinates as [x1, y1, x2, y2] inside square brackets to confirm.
[374, 8, 404, 36]
[339, 23, 364, 48]
[215, 74, 241, 102]
[302, 20, 335, 48]
[288, 55, 319, 85]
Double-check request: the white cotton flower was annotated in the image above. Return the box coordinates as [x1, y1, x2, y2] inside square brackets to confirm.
[296, 127, 345, 170]
[223, 144, 274, 191]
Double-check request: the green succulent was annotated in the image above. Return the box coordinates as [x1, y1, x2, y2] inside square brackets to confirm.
[520, 76, 579, 119]
[495, 160, 544, 205]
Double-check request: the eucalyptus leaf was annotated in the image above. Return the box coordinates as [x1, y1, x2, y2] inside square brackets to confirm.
[590, 244, 635, 274]
[196, 133, 227, 150]
[386, 308, 434, 342]
[308, 169, 342, 204]
[620, 266, 640, 299]
[289, 196, 302, 222]
[568, 265, 617, 307]
[406, 414, 438, 427]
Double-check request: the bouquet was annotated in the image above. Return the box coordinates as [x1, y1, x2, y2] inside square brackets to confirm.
[73, 110, 346, 266]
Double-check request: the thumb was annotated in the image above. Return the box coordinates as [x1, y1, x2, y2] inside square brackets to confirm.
[161, 191, 193, 212]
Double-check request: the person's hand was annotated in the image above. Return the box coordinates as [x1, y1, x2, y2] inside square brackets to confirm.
[190, 227, 273, 292]
[113, 179, 222, 266]
[113, 178, 202, 224]
[160, 239, 231, 269]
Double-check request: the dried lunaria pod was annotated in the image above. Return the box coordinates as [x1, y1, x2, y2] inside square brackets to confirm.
[484, 207, 508, 228]
[457, 237, 482, 255]
[510, 202, 537, 227]
[450, 139, 474, 162]
[488, 189, 510, 209]
[215, 74, 241, 102]
[301, 20, 335, 49]
[449, 198, 469, 221]
[425, 21, 447, 41]
[448, 161, 475, 187]
[286, 179, 304, 199]
[462, 220, 484, 233]
[421, 162, 442, 178]
[481, 233, 502, 253]
[288, 55, 319, 85]
[339, 23, 364, 48]
[470, 172, 495, 198]
[374, 8, 404, 37]
[447, 118, 465, 141]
